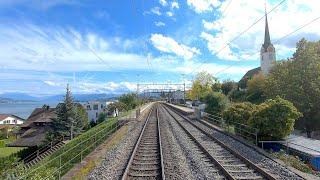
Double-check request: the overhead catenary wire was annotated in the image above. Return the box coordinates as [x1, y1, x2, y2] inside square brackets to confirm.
[190, 0, 287, 75]
[220, 0, 233, 17]
[215, 15, 320, 79]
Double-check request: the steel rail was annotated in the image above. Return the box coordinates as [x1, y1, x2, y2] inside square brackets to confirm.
[121, 104, 164, 180]
[161, 104, 234, 180]
[163, 103, 277, 180]
[156, 105, 166, 180]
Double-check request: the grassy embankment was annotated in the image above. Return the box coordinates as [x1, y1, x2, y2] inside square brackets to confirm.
[5, 109, 135, 179]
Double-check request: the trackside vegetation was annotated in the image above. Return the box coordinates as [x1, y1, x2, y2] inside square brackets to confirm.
[3, 112, 129, 179]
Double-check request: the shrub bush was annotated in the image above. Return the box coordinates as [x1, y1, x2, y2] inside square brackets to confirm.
[229, 89, 247, 102]
[222, 102, 256, 125]
[203, 92, 230, 115]
[250, 96, 302, 140]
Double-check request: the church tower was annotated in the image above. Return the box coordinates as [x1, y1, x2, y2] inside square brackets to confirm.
[260, 7, 276, 75]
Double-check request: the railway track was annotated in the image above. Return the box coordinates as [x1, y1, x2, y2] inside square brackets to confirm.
[121, 104, 165, 180]
[161, 103, 277, 180]
[158, 105, 226, 179]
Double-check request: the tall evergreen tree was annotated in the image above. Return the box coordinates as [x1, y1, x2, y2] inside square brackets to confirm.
[50, 84, 84, 140]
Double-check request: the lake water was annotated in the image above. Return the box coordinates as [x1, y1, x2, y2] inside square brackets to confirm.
[0, 102, 59, 119]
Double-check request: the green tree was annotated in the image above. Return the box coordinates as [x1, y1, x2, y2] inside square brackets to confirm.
[49, 85, 83, 140]
[97, 112, 106, 124]
[222, 102, 257, 125]
[75, 104, 89, 130]
[264, 39, 320, 137]
[212, 77, 222, 92]
[203, 92, 230, 115]
[187, 71, 214, 100]
[221, 80, 237, 96]
[246, 73, 266, 103]
[229, 89, 247, 102]
[118, 93, 140, 110]
[250, 96, 302, 140]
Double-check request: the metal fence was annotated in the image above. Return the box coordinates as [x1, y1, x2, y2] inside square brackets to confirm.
[201, 111, 259, 145]
[18, 107, 140, 180]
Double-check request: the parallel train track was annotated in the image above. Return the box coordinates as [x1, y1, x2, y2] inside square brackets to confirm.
[121, 104, 165, 180]
[161, 103, 277, 180]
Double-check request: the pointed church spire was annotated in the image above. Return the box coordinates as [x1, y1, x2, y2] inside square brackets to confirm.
[263, 1, 271, 49]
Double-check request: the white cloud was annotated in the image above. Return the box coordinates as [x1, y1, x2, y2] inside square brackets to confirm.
[187, 0, 221, 13]
[76, 81, 137, 94]
[201, 0, 320, 61]
[0, 23, 151, 72]
[200, 32, 238, 61]
[202, 20, 215, 31]
[159, 0, 167, 7]
[43, 80, 61, 86]
[150, 34, 200, 59]
[171, 2, 179, 9]
[166, 11, 174, 17]
[155, 21, 166, 27]
[150, 7, 162, 15]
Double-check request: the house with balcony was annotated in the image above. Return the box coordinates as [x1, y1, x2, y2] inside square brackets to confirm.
[83, 101, 107, 123]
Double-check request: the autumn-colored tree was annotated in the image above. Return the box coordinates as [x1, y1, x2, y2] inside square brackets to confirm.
[187, 71, 214, 100]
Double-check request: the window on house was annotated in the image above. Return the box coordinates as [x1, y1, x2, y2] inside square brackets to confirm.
[93, 104, 98, 110]
[96, 112, 98, 118]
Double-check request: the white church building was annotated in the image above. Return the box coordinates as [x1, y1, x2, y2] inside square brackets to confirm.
[240, 9, 276, 85]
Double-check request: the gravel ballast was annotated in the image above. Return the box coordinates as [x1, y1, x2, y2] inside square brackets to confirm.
[159, 105, 225, 179]
[88, 109, 150, 180]
[165, 104, 303, 180]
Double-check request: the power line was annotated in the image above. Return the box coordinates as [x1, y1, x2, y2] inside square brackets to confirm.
[190, 0, 287, 74]
[221, 0, 233, 16]
[274, 16, 320, 44]
[215, 15, 320, 78]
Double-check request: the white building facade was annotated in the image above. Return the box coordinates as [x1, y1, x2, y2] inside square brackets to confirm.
[260, 10, 276, 75]
[0, 114, 24, 125]
[83, 101, 107, 123]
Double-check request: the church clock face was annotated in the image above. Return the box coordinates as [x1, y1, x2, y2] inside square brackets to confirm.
[267, 45, 274, 52]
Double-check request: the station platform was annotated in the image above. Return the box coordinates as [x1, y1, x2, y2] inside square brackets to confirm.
[165, 103, 194, 114]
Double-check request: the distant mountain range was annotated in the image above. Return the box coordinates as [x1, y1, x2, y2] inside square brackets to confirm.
[0, 92, 119, 103]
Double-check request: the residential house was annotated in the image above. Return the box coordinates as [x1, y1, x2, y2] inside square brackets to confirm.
[0, 114, 24, 138]
[8, 105, 55, 147]
[0, 114, 24, 125]
[83, 101, 107, 123]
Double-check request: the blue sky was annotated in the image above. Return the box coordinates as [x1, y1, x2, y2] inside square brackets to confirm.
[0, 0, 319, 96]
